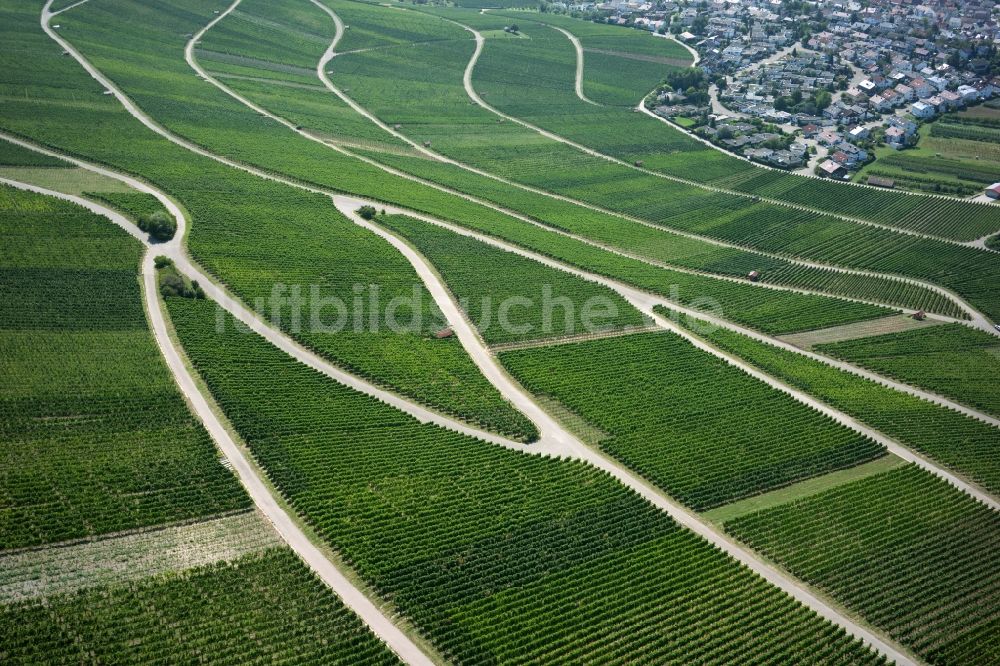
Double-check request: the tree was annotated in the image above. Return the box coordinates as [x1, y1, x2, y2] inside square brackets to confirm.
[814, 90, 832, 110]
[159, 273, 186, 298]
[154, 255, 173, 269]
[138, 210, 176, 241]
[357, 205, 378, 220]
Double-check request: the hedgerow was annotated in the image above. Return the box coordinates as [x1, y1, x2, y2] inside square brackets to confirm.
[499, 330, 885, 510]
[726, 465, 1000, 664]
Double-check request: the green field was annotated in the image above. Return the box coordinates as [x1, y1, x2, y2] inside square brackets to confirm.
[500, 331, 885, 510]
[859, 120, 1000, 198]
[727, 465, 1000, 664]
[165, 295, 881, 663]
[0, 184, 249, 548]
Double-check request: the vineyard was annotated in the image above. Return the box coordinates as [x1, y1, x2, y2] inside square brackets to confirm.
[674, 312, 1000, 495]
[0, 1, 541, 441]
[0, 548, 401, 665]
[3, 0, 999, 661]
[0, 185, 249, 548]
[166, 296, 882, 663]
[726, 465, 1000, 664]
[377, 213, 647, 344]
[499, 331, 885, 510]
[816, 323, 1000, 419]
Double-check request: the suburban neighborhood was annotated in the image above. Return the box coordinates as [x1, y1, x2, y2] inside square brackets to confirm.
[553, 0, 1000, 187]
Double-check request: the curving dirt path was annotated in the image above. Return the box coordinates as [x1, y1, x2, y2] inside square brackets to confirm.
[335, 196, 577, 455]
[0, 171, 437, 666]
[549, 25, 600, 106]
[36, 2, 999, 661]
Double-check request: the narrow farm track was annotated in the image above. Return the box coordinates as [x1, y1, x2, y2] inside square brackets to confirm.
[452, 17, 999, 249]
[0, 172, 438, 666]
[35, 2, 998, 661]
[550, 25, 600, 106]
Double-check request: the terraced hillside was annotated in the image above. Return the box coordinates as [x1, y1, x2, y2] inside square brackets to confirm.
[2, 0, 998, 662]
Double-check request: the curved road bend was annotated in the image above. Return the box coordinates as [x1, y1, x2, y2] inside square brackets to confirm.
[549, 25, 600, 106]
[341, 193, 999, 512]
[0, 175, 436, 666]
[31, 3, 995, 659]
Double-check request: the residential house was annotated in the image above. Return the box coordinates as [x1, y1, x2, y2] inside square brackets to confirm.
[884, 125, 906, 148]
[910, 100, 935, 118]
[909, 77, 934, 98]
[849, 125, 871, 142]
[956, 84, 980, 103]
[870, 94, 892, 112]
[939, 89, 962, 109]
[818, 159, 847, 178]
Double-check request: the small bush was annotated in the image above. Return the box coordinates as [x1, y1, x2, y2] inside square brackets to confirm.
[154, 255, 174, 269]
[357, 205, 377, 220]
[138, 210, 177, 241]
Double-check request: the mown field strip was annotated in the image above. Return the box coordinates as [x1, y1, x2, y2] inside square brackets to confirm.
[0, 512, 280, 603]
[490, 324, 661, 353]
